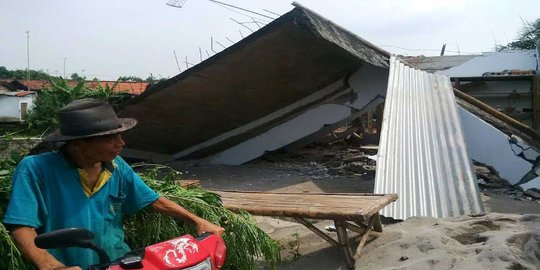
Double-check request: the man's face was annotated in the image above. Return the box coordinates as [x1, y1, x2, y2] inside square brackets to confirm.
[79, 133, 125, 162]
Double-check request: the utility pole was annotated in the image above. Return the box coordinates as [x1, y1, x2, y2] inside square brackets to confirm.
[63, 58, 67, 78]
[173, 50, 182, 72]
[440, 44, 446, 56]
[26, 30, 30, 83]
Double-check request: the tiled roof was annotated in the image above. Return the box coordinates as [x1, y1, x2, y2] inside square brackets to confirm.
[85, 81, 149, 95]
[0, 90, 36, 97]
[0, 81, 18, 91]
[0, 80, 149, 95]
[15, 91, 35, 97]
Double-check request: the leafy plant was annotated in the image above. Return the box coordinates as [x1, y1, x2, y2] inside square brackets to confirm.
[25, 78, 131, 133]
[0, 153, 34, 270]
[287, 232, 301, 260]
[276, 232, 302, 261]
[0, 66, 56, 80]
[125, 165, 280, 270]
[497, 18, 540, 50]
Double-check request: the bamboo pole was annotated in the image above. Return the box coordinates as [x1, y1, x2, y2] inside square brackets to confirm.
[454, 88, 540, 140]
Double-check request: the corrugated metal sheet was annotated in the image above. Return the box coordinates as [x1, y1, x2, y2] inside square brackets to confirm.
[374, 56, 484, 220]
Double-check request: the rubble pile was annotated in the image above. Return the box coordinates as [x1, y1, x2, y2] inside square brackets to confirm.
[252, 125, 378, 180]
[473, 161, 539, 202]
[254, 143, 376, 180]
[252, 131, 539, 205]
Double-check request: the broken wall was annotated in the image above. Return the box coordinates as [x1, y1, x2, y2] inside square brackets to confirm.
[208, 64, 388, 165]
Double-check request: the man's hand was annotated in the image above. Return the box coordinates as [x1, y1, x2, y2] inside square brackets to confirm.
[196, 219, 225, 237]
[10, 226, 78, 270]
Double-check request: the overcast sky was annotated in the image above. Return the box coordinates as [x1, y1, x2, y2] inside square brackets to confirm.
[1, 0, 539, 81]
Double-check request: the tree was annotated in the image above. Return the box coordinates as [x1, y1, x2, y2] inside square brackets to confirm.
[0, 66, 56, 80]
[117, 76, 143, 82]
[70, 73, 85, 81]
[145, 75, 168, 86]
[498, 18, 540, 50]
[0, 66, 11, 79]
[25, 78, 132, 132]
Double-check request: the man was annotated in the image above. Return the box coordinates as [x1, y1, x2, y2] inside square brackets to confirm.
[3, 98, 224, 270]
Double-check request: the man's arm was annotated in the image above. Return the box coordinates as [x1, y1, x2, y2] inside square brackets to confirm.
[10, 226, 81, 270]
[150, 197, 225, 237]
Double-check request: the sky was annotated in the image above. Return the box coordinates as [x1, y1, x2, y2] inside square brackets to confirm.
[1, 0, 539, 81]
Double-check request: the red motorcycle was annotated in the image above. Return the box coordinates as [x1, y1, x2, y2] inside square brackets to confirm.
[35, 228, 226, 270]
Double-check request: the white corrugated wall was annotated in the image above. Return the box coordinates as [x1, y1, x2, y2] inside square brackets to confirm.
[374, 56, 484, 220]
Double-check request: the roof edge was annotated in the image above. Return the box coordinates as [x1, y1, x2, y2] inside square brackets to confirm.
[292, 1, 391, 58]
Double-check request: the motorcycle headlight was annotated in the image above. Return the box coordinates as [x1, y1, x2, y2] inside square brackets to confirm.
[179, 257, 212, 270]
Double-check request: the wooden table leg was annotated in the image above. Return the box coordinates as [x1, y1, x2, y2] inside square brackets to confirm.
[354, 215, 376, 260]
[373, 212, 383, 233]
[294, 218, 339, 247]
[335, 220, 355, 269]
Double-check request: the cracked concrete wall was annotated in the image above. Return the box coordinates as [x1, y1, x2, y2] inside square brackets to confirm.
[459, 107, 537, 185]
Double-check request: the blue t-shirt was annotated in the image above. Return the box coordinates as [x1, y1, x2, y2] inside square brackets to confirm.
[3, 151, 160, 269]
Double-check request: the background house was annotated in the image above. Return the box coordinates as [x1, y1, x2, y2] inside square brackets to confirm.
[0, 79, 148, 123]
[0, 81, 36, 122]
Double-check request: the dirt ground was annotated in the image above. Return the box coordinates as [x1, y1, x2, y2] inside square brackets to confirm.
[168, 144, 540, 270]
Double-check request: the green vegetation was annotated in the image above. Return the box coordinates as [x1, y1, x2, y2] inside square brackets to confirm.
[126, 165, 280, 270]
[0, 66, 56, 81]
[70, 73, 85, 82]
[0, 152, 33, 270]
[276, 232, 301, 261]
[498, 18, 540, 50]
[0, 161, 280, 270]
[25, 78, 131, 133]
[117, 76, 144, 82]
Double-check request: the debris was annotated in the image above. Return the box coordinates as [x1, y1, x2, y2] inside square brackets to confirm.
[473, 162, 511, 188]
[324, 225, 336, 232]
[523, 188, 540, 199]
[360, 145, 378, 155]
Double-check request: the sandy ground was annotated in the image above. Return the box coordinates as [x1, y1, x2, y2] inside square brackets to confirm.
[169, 160, 540, 270]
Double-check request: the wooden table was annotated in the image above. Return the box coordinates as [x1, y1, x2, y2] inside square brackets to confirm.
[212, 190, 398, 269]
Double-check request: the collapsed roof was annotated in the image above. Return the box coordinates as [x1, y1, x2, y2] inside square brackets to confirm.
[118, 3, 390, 160]
[403, 50, 539, 76]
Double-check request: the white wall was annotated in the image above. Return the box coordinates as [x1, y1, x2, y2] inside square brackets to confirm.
[459, 107, 535, 184]
[0, 94, 35, 121]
